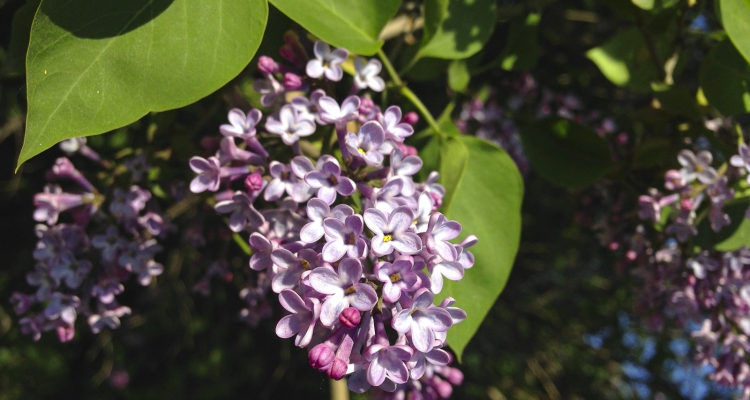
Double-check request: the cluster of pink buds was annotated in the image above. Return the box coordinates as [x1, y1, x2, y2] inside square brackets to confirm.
[12, 145, 170, 342]
[189, 35, 474, 397]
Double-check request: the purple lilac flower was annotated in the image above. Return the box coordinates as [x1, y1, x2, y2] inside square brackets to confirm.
[304, 157, 356, 204]
[306, 41, 348, 81]
[264, 161, 314, 202]
[253, 74, 284, 107]
[249, 232, 277, 271]
[309, 258, 378, 326]
[380, 106, 414, 143]
[270, 248, 318, 292]
[322, 215, 368, 262]
[637, 193, 679, 223]
[353, 57, 385, 92]
[318, 95, 360, 125]
[33, 189, 90, 225]
[731, 143, 750, 184]
[389, 149, 422, 195]
[266, 105, 316, 146]
[374, 259, 420, 302]
[392, 289, 452, 352]
[300, 199, 354, 243]
[346, 121, 385, 167]
[678, 149, 718, 184]
[364, 206, 423, 256]
[364, 343, 413, 386]
[88, 305, 131, 333]
[214, 191, 265, 232]
[276, 289, 321, 347]
[424, 212, 461, 261]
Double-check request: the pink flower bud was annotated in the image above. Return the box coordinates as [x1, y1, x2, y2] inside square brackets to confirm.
[608, 242, 619, 251]
[626, 250, 637, 261]
[430, 376, 453, 398]
[257, 56, 279, 74]
[327, 357, 348, 380]
[359, 97, 375, 115]
[244, 173, 264, 192]
[308, 343, 335, 371]
[443, 366, 464, 385]
[403, 111, 419, 125]
[339, 307, 361, 328]
[283, 73, 303, 90]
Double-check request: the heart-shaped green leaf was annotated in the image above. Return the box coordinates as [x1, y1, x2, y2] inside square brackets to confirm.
[19, 0, 268, 168]
[268, 0, 400, 55]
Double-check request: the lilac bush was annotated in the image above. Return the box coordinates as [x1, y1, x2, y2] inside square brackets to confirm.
[187, 38, 473, 397]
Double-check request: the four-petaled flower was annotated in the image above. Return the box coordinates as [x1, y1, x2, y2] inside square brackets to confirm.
[392, 288, 453, 352]
[304, 157, 356, 204]
[364, 343, 413, 386]
[364, 206, 423, 256]
[214, 191, 265, 232]
[300, 199, 354, 243]
[266, 105, 316, 146]
[678, 150, 717, 184]
[276, 289, 321, 347]
[306, 41, 348, 81]
[346, 121, 385, 167]
[322, 215, 368, 262]
[374, 259, 420, 302]
[353, 57, 385, 92]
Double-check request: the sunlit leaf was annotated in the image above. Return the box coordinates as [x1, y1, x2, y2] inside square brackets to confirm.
[700, 39, 750, 116]
[418, 0, 497, 60]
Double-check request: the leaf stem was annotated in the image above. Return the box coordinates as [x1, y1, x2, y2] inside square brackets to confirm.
[400, 86, 442, 135]
[377, 48, 402, 87]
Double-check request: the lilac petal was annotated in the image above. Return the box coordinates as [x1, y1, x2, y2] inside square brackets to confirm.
[363, 151, 384, 167]
[341, 96, 361, 116]
[677, 150, 696, 167]
[371, 235, 393, 256]
[313, 41, 330, 59]
[291, 156, 315, 178]
[346, 215, 364, 235]
[387, 361, 410, 384]
[322, 240, 348, 263]
[336, 177, 356, 196]
[368, 77, 385, 92]
[412, 288, 434, 309]
[434, 240, 458, 261]
[433, 220, 461, 241]
[331, 204, 355, 220]
[348, 369, 372, 393]
[320, 293, 346, 326]
[189, 157, 211, 173]
[318, 97, 341, 118]
[305, 171, 330, 188]
[278, 289, 307, 313]
[338, 258, 363, 285]
[364, 208, 388, 235]
[324, 66, 344, 81]
[249, 233, 272, 252]
[392, 232, 422, 254]
[360, 121, 385, 149]
[390, 206, 415, 232]
[348, 284, 378, 310]
[249, 253, 272, 271]
[411, 324, 435, 353]
[392, 310, 412, 333]
[426, 348, 451, 365]
[309, 266, 343, 295]
[272, 269, 302, 292]
[301, 222, 325, 243]
[348, 238, 368, 259]
[227, 108, 247, 129]
[419, 308, 453, 331]
[383, 283, 402, 303]
[276, 315, 301, 338]
[306, 59, 325, 78]
[384, 106, 401, 127]
[368, 359, 387, 386]
[271, 248, 298, 269]
[306, 198, 330, 221]
[330, 48, 349, 63]
[264, 180, 286, 201]
[323, 218, 346, 241]
[228, 211, 247, 232]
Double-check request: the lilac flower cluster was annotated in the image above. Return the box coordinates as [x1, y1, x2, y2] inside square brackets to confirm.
[12, 147, 169, 342]
[630, 143, 750, 396]
[190, 36, 472, 397]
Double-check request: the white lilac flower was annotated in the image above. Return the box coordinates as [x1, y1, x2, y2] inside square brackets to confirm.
[221, 108, 262, 140]
[306, 41, 348, 81]
[389, 148, 422, 196]
[309, 258, 378, 326]
[253, 74, 284, 107]
[88, 305, 131, 333]
[391, 288, 453, 352]
[300, 198, 354, 243]
[731, 143, 750, 184]
[678, 149, 717, 184]
[266, 104, 316, 146]
[414, 192, 434, 233]
[304, 157, 356, 204]
[353, 57, 385, 92]
[321, 215, 368, 262]
[214, 191, 265, 232]
[364, 206, 423, 256]
[275, 289, 321, 347]
[426, 254, 464, 294]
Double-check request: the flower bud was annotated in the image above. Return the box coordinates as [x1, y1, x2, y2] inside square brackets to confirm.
[442, 366, 464, 385]
[308, 343, 335, 371]
[396, 142, 418, 157]
[359, 97, 375, 115]
[626, 250, 637, 261]
[680, 198, 693, 211]
[244, 173, 264, 192]
[257, 56, 279, 74]
[339, 307, 361, 328]
[326, 357, 348, 380]
[430, 376, 453, 398]
[283, 73, 303, 90]
[403, 111, 419, 125]
[665, 169, 685, 190]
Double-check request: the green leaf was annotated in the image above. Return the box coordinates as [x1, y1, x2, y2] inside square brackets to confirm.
[19, 0, 268, 168]
[418, 0, 497, 60]
[499, 12, 541, 71]
[520, 117, 614, 188]
[721, 0, 750, 65]
[700, 39, 750, 116]
[632, 0, 656, 9]
[447, 60, 470, 92]
[0, 0, 41, 77]
[586, 28, 667, 92]
[268, 0, 399, 55]
[694, 203, 750, 250]
[439, 136, 524, 361]
[438, 135, 469, 212]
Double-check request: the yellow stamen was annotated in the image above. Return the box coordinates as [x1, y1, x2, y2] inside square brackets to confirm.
[345, 286, 356, 295]
[383, 235, 392, 242]
[300, 260, 310, 269]
[389, 273, 401, 283]
[357, 148, 366, 156]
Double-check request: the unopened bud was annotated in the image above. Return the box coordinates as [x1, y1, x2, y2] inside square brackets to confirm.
[339, 307, 361, 328]
[680, 198, 693, 211]
[403, 111, 419, 125]
[308, 344, 335, 371]
[327, 357, 348, 380]
[257, 56, 279, 74]
[244, 173, 264, 192]
[283, 73, 303, 90]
